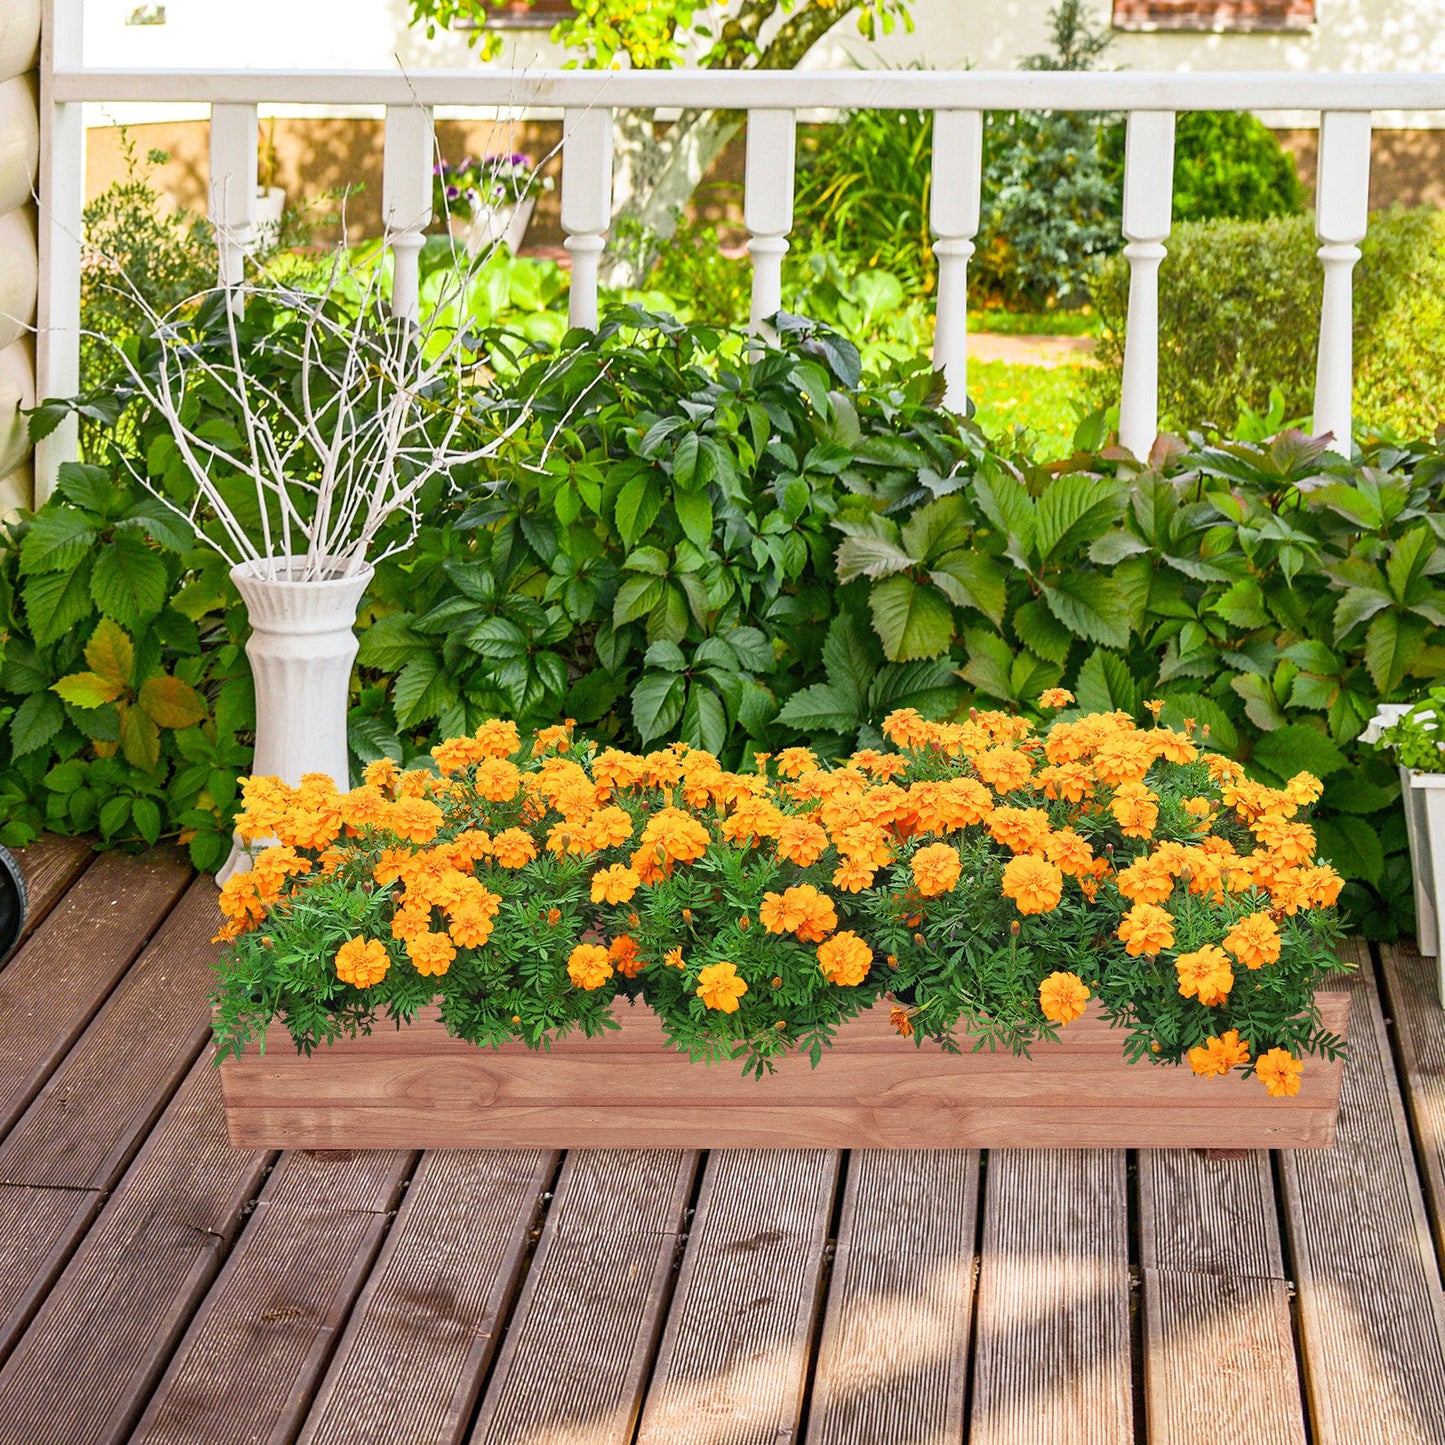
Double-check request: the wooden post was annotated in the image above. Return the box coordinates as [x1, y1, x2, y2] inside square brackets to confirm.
[208, 103, 258, 298]
[745, 108, 796, 339]
[560, 105, 612, 333]
[34, 0, 81, 502]
[1117, 110, 1175, 464]
[383, 103, 434, 327]
[930, 109, 983, 413]
[1312, 110, 1371, 453]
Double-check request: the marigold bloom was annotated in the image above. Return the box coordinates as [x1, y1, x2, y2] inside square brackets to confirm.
[1116, 856, 1175, 906]
[609, 935, 645, 977]
[882, 708, 933, 748]
[1039, 688, 1074, 708]
[1118, 902, 1175, 957]
[472, 757, 522, 803]
[474, 719, 521, 758]
[1175, 945, 1234, 1005]
[777, 815, 829, 867]
[1256, 1047, 1304, 1097]
[1044, 827, 1094, 878]
[336, 936, 390, 989]
[664, 947, 685, 970]
[832, 858, 877, 892]
[591, 865, 641, 905]
[532, 722, 574, 755]
[759, 884, 838, 941]
[1223, 911, 1282, 969]
[1002, 854, 1064, 915]
[567, 942, 613, 991]
[493, 828, 538, 869]
[1110, 782, 1159, 839]
[975, 747, 1033, 793]
[696, 960, 748, 1012]
[407, 931, 457, 978]
[431, 735, 486, 775]
[1188, 1029, 1251, 1077]
[587, 806, 634, 850]
[986, 806, 1051, 855]
[640, 808, 711, 865]
[389, 796, 444, 845]
[889, 1005, 915, 1038]
[912, 843, 962, 897]
[362, 758, 400, 792]
[817, 931, 873, 986]
[1092, 733, 1153, 786]
[1039, 971, 1089, 1024]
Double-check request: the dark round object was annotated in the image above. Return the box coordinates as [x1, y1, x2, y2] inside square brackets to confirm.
[0, 847, 28, 967]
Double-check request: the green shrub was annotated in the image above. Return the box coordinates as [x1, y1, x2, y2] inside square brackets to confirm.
[1090, 208, 1445, 438]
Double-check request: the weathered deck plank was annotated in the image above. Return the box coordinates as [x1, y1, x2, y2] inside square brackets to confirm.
[297, 1149, 558, 1445]
[0, 848, 191, 1143]
[970, 1150, 1133, 1445]
[0, 1055, 270, 1445]
[470, 1149, 699, 1445]
[1280, 939, 1445, 1444]
[12, 834, 94, 949]
[1139, 1149, 1305, 1445]
[807, 1150, 980, 1445]
[635, 1149, 839, 1445]
[129, 1148, 416, 1445]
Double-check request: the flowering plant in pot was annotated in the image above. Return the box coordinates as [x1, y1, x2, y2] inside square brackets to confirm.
[432, 153, 553, 254]
[212, 699, 1348, 1106]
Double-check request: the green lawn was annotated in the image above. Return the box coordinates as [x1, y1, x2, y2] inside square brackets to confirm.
[968, 360, 1096, 459]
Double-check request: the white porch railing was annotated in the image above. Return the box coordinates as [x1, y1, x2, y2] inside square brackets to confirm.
[36, 30, 1445, 498]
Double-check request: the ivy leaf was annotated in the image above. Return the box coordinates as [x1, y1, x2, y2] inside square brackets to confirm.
[1035, 474, 1125, 563]
[117, 701, 162, 772]
[90, 532, 169, 628]
[1042, 574, 1130, 649]
[10, 692, 65, 758]
[1212, 578, 1271, 630]
[53, 672, 125, 710]
[958, 629, 1016, 702]
[928, 553, 1008, 626]
[868, 575, 955, 663]
[348, 714, 404, 767]
[137, 675, 207, 729]
[821, 612, 875, 710]
[85, 618, 135, 692]
[1314, 814, 1385, 886]
[1230, 671, 1287, 732]
[614, 474, 661, 550]
[355, 613, 426, 670]
[834, 534, 915, 583]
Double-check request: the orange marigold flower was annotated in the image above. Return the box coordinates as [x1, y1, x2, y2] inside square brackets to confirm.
[1039, 970, 1090, 1024]
[1002, 854, 1064, 915]
[1256, 1047, 1304, 1097]
[777, 815, 829, 867]
[609, 935, 646, 978]
[1181, 795, 1213, 819]
[391, 904, 433, 941]
[389, 796, 444, 845]
[974, 747, 1034, 793]
[532, 721, 574, 756]
[336, 936, 390, 989]
[474, 719, 521, 758]
[591, 864, 641, 905]
[832, 858, 877, 893]
[493, 828, 538, 869]
[882, 708, 932, 748]
[1175, 944, 1234, 1005]
[406, 930, 457, 978]
[448, 904, 496, 949]
[1110, 782, 1158, 839]
[1150, 728, 1197, 764]
[1039, 688, 1074, 709]
[1252, 816, 1316, 865]
[986, 806, 1051, 855]
[759, 884, 838, 942]
[911, 842, 962, 897]
[566, 942, 613, 991]
[1116, 856, 1175, 906]
[431, 735, 486, 775]
[640, 808, 711, 864]
[473, 757, 522, 803]
[697, 960, 748, 1012]
[664, 946, 685, 970]
[587, 806, 634, 850]
[1044, 827, 1095, 879]
[1188, 1029, 1251, 1077]
[1093, 733, 1153, 786]
[775, 746, 821, 779]
[889, 1005, 915, 1038]
[1118, 902, 1175, 957]
[362, 758, 400, 793]
[817, 931, 874, 986]
[1285, 771, 1324, 807]
[1223, 911, 1282, 969]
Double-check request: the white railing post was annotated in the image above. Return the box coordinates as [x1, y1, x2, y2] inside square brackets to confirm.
[34, 0, 83, 501]
[561, 106, 613, 332]
[208, 103, 258, 298]
[1312, 110, 1371, 452]
[745, 109, 796, 338]
[1117, 110, 1175, 463]
[383, 103, 434, 326]
[930, 109, 983, 413]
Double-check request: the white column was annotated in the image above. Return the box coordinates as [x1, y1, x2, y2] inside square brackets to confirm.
[745, 109, 796, 339]
[208, 103, 258, 298]
[561, 106, 613, 333]
[1312, 110, 1371, 453]
[34, 0, 81, 502]
[1117, 110, 1175, 464]
[383, 103, 434, 327]
[930, 109, 983, 413]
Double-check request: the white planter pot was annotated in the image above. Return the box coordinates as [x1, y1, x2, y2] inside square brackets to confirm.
[449, 194, 537, 256]
[216, 556, 372, 883]
[254, 186, 285, 250]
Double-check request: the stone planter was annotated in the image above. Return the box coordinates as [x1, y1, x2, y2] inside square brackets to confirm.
[217, 556, 372, 883]
[219, 992, 1350, 1152]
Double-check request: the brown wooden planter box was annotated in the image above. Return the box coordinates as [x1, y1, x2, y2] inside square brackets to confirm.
[219, 991, 1350, 1151]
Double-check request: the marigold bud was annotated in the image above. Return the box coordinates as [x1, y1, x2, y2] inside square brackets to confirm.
[1179, 865, 1193, 886]
[771, 976, 783, 989]
[887, 954, 899, 970]
[739, 915, 751, 931]
[512, 1015, 521, 1024]
[774, 1018, 787, 1030]
[682, 908, 693, 924]
[913, 933, 927, 948]
[261, 936, 274, 951]
[655, 844, 668, 864]
[1010, 919, 1021, 938]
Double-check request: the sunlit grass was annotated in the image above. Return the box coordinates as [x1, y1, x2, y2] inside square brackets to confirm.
[968, 360, 1096, 460]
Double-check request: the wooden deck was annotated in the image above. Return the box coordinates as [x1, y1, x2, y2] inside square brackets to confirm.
[0, 841, 1444, 1444]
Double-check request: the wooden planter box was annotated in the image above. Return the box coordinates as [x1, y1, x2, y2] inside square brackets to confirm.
[219, 992, 1350, 1151]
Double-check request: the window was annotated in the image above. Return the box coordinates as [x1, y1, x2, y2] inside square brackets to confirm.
[1112, 0, 1315, 31]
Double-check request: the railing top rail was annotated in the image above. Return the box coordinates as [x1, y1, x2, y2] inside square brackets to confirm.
[49, 67, 1445, 112]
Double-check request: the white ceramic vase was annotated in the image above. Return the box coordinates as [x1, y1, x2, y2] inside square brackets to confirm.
[449, 195, 537, 256]
[216, 556, 373, 883]
[254, 186, 285, 249]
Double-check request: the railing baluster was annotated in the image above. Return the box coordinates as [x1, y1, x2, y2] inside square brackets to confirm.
[1117, 110, 1175, 463]
[930, 109, 983, 412]
[1312, 110, 1371, 452]
[745, 109, 796, 338]
[34, 0, 84, 501]
[208, 103, 258, 297]
[561, 106, 613, 332]
[383, 103, 435, 326]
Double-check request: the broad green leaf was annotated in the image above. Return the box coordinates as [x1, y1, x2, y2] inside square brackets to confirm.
[466, 617, 529, 660]
[1042, 574, 1130, 650]
[137, 675, 207, 729]
[834, 534, 915, 583]
[90, 532, 168, 628]
[643, 640, 687, 673]
[1324, 766, 1400, 816]
[928, 552, 1008, 626]
[673, 488, 713, 551]
[19, 508, 97, 576]
[10, 692, 64, 758]
[613, 575, 665, 627]
[53, 671, 124, 710]
[85, 618, 134, 691]
[821, 612, 876, 709]
[392, 654, 458, 728]
[24, 561, 95, 648]
[868, 575, 955, 662]
[1364, 611, 1427, 695]
[355, 613, 425, 670]
[1385, 525, 1441, 605]
[1314, 815, 1385, 886]
[672, 431, 700, 489]
[348, 714, 404, 767]
[117, 701, 161, 771]
[899, 495, 969, 566]
[1333, 586, 1391, 642]
[631, 671, 687, 744]
[1230, 672, 1287, 731]
[972, 469, 1037, 567]
[776, 683, 855, 734]
[1074, 651, 1139, 715]
[614, 474, 661, 550]
[680, 683, 727, 755]
[958, 629, 1016, 702]
[1035, 474, 1124, 563]
[1211, 578, 1270, 630]
[1012, 599, 1073, 665]
[1249, 724, 1346, 783]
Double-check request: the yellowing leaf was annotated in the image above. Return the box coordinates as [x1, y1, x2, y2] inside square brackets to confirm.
[84, 618, 134, 692]
[137, 674, 207, 730]
[117, 701, 161, 771]
[53, 670, 125, 709]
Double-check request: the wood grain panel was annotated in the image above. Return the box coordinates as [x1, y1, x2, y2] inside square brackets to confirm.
[0, 1055, 270, 1445]
[1140, 1150, 1304, 1445]
[636, 1149, 839, 1444]
[970, 1150, 1133, 1445]
[129, 1148, 415, 1445]
[1281, 939, 1445, 1445]
[0, 848, 190, 1142]
[0, 1182, 101, 1366]
[223, 995, 1350, 1152]
[807, 1150, 979, 1445]
[471, 1150, 699, 1445]
[297, 1149, 557, 1445]
[0, 875, 221, 1188]
[11, 833, 92, 950]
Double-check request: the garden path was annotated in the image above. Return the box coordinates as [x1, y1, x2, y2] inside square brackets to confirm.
[0, 840, 1442, 1444]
